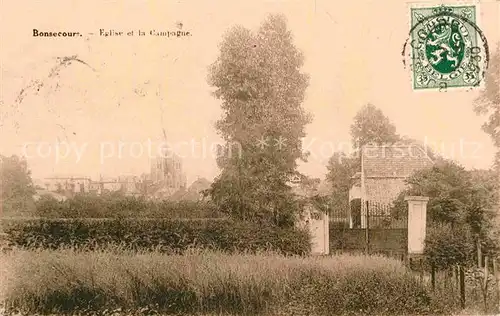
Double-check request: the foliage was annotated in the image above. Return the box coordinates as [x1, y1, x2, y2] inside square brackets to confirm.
[33, 194, 66, 217]
[465, 265, 500, 314]
[0, 155, 36, 216]
[30, 193, 223, 219]
[350, 103, 400, 149]
[325, 152, 360, 217]
[393, 160, 497, 235]
[474, 44, 500, 169]
[326, 104, 402, 219]
[391, 160, 499, 267]
[424, 223, 476, 269]
[324, 105, 443, 218]
[1, 250, 453, 315]
[468, 168, 500, 246]
[0, 218, 311, 256]
[207, 14, 311, 227]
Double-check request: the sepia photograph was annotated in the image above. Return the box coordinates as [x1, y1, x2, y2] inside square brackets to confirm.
[0, 0, 499, 315]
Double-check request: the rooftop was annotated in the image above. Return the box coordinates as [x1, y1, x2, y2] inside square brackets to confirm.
[362, 144, 433, 178]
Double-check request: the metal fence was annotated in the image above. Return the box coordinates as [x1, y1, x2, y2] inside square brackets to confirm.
[365, 200, 407, 229]
[329, 200, 408, 255]
[409, 256, 500, 314]
[329, 199, 407, 229]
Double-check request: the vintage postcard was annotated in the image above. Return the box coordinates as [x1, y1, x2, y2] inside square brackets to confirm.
[1, 0, 499, 315]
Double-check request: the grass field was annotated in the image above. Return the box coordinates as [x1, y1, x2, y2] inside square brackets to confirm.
[0, 248, 458, 316]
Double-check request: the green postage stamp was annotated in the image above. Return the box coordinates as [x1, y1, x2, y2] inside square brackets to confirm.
[408, 4, 488, 91]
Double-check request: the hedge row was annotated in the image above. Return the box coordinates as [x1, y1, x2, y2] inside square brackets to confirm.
[0, 218, 311, 256]
[33, 194, 224, 219]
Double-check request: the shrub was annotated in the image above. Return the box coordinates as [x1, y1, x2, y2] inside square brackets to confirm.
[278, 266, 437, 315]
[0, 218, 311, 256]
[424, 223, 476, 269]
[32, 194, 65, 217]
[31, 193, 224, 219]
[0, 250, 454, 315]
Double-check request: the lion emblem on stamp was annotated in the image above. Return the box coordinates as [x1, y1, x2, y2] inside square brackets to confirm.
[408, 4, 489, 91]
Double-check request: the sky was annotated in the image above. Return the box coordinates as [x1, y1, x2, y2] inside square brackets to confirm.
[1, 0, 499, 185]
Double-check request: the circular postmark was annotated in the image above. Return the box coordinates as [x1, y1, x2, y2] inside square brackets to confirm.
[402, 4, 489, 91]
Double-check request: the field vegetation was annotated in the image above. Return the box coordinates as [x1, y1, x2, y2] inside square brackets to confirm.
[0, 249, 456, 316]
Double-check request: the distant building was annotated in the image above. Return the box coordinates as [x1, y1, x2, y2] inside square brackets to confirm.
[96, 177, 121, 193]
[149, 144, 187, 198]
[117, 175, 142, 196]
[352, 144, 434, 228]
[43, 175, 147, 197]
[361, 144, 433, 204]
[88, 182, 102, 194]
[43, 177, 91, 195]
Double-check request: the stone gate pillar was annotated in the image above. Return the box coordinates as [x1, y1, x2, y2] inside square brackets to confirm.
[405, 196, 429, 255]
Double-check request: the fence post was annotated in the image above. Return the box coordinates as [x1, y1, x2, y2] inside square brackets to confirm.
[405, 196, 428, 255]
[482, 256, 489, 313]
[493, 257, 499, 313]
[459, 265, 466, 310]
[419, 258, 424, 285]
[431, 263, 436, 291]
[477, 237, 482, 268]
[365, 201, 370, 255]
[444, 268, 449, 289]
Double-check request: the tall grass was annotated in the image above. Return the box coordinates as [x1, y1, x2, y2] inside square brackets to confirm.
[0, 248, 454, 315]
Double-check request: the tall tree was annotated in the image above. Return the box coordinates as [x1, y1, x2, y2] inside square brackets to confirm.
[473, 44, 500, 243]
[350, 103, 400, 150]
[0, 155, 36, 216]
[207, 15, 311, 226]
[326, 104, 401, 215]
[474, 44, 500, 169]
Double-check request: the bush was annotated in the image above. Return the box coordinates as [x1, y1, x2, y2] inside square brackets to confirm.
[32, 194, 66, 217]
[0, 218, 311, 256]
[424, 223, 476, 269]
[278, 267, 439, 315]
[0, 250, 453, 315]
[32, 193, 224, 219]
